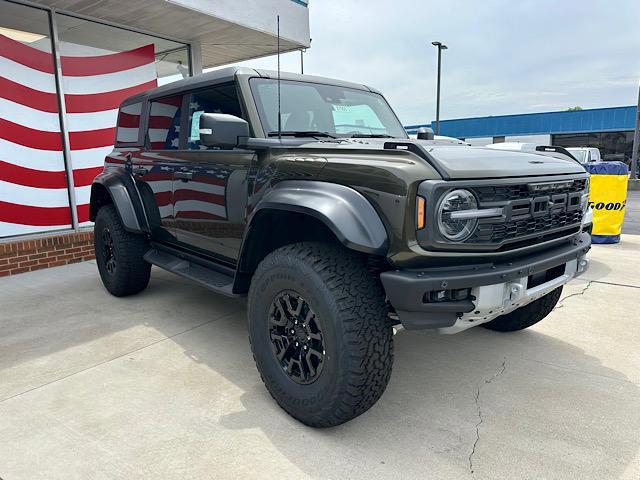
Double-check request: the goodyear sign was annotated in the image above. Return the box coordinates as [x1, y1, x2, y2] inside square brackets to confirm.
[583, 161, 629, 244]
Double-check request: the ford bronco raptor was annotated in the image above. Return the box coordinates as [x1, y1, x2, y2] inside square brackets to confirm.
[90, 67, 592, 427]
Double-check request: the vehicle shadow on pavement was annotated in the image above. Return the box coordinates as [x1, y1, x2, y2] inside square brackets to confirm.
[166, 295, 640, 480]
[1, 263, 638, 479]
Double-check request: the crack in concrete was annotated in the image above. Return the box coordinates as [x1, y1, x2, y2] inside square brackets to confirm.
[553, 280, 593, 311]
[591, 279, 640, 289]
[469, 357, 507, 475]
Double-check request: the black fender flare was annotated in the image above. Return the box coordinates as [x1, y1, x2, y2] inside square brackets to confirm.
[248, 181, 388, 254]
[90, 169, 148, 233]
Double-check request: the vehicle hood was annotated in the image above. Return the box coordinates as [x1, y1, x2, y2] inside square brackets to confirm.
[421, 144, 586, 178]
[292, 138, 586, 179]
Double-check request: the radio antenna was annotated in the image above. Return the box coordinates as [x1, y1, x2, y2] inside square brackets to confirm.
[277, 14, 282, 141]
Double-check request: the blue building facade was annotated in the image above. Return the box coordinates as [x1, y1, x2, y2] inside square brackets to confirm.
[405, 105, 637, 159]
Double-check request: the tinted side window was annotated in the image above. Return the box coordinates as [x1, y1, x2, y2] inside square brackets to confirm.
[115, 102, 143, 145]
[148, 95, 184, 150]
[187, 84, 242, 150]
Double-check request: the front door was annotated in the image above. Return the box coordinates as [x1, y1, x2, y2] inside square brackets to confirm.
[172, 83, 253, 262]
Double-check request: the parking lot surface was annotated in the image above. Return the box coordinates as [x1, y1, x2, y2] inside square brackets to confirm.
[1, 195, 639, 480]
[623, 191, 640, 234]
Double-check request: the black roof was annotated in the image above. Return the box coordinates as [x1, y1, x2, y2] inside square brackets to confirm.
[121, 66, 379, 106]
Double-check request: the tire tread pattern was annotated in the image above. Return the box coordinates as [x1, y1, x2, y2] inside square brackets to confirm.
[95, 205, 151, 297]
[248, 242, 394, 427]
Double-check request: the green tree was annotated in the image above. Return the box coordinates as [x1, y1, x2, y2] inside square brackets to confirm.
[567, 106, 583, 111]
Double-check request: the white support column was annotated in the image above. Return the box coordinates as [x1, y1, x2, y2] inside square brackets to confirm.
[49, 9, 79, 230]
[190, 41, 203, 75]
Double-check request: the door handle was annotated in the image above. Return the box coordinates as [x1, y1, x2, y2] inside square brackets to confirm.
[175, 171, 193, 181]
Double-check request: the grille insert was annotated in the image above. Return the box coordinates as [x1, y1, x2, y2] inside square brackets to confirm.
[473, 179, 586, 203]
[470, 210, 583, 244]
[464, 179, 586, 248]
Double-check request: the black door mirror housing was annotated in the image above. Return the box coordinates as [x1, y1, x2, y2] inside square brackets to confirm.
[198, 113, 249, 148]
[416, 127, 434, 140]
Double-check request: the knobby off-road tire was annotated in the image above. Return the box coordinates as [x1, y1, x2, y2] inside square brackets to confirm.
[94, 205, 151, 297]
[248, 242, 394, 427]
[482, 286, 563, 332]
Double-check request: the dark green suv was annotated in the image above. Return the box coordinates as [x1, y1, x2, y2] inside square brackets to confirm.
[90, 67, 592, 427]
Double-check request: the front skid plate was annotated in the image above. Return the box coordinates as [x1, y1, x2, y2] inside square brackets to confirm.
[438, 256, 589, 334]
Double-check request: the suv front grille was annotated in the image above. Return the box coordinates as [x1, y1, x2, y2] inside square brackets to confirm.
[466, 179, 586, 249]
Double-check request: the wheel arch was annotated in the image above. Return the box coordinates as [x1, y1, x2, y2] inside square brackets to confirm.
[233, 181, 389, 293]
[90, 169, 147, 233]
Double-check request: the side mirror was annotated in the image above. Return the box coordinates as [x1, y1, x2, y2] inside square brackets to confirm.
[198, 113, 249, 148]
[416, 127, 434, 140]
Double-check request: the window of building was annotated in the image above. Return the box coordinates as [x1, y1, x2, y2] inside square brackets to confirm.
[0, 2, 194, 236]
[553, 131, 635, 160]
[186, 84, 243, 150]
[54, 13, 190, 86]
[0, 0, 73, 238]
[148, 95, 184, 150]
[493, 136, 505, 143]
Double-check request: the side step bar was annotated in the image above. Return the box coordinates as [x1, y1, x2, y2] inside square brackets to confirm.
[144, 248, 237, 297]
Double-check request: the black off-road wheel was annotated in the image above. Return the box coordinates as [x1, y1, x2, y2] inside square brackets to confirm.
[248, 242, 394, 428]
[94, 205, 151, 297]
[482, 286, 563, 332]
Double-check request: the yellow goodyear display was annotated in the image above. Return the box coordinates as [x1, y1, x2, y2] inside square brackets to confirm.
[583, 161, 629, 244]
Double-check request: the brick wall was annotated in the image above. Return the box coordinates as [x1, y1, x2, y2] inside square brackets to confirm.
[0, 231, 95, 278]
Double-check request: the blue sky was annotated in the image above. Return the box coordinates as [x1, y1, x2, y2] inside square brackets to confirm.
[228, 0, 640, 126]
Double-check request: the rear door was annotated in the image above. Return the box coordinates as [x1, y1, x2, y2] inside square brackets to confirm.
[172, 83, 254, 262]
[132, 94, 185, 242]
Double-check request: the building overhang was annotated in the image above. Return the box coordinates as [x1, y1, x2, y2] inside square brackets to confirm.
[26, 0, 311, 68]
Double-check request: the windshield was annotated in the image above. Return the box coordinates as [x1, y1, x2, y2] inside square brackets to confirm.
[567, 149, 586, 162]
[249, 78, 408, 139]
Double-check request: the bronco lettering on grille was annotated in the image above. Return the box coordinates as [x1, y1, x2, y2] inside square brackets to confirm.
[528, 180, 575, 193]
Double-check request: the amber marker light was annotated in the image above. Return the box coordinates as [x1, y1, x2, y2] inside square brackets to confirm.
[417, 196, 426, 229]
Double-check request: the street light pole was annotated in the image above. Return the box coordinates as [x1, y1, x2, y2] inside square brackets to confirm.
[631, 82, 639, 180]
[432, 41, 448, 135]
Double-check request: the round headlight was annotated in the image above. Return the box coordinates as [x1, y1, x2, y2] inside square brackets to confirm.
[437, 189, 478, 242]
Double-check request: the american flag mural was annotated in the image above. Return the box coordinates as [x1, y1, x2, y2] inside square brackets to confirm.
[0, 33, 157, 238]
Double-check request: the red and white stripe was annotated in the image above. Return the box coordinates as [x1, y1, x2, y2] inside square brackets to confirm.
[0, 34, 69, 237]
[0, 34, 157, 238]
[60, 42, 157, 226]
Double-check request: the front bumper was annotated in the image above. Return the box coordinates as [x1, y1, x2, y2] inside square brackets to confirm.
[381, 232, 591, 332]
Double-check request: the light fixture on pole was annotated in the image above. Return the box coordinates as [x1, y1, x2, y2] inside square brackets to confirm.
[431, 41, 448, 135]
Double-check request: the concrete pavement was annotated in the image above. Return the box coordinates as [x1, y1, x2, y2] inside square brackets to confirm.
[623, 191, 640, 235]
[1, 217, 639, 479]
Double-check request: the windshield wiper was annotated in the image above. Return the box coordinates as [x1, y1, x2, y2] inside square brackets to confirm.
[349, 133, 395, 138]
[268, 130, 337, 139]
